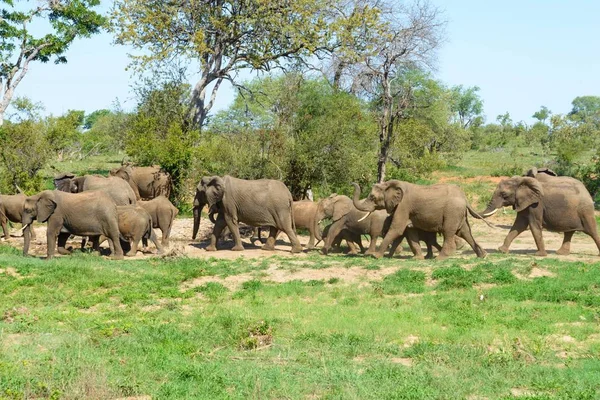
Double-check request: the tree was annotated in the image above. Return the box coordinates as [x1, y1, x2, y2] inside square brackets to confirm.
[532, 105, 551, 124]
[84, 109, 111, 129]
[450, 85, 484, 129]
[569, 96, 600, 127]
[351, 1, 446, 182]
[0, 0, 106, 125]
[112, 0, 339, 129]
[46, 110, 85, 159]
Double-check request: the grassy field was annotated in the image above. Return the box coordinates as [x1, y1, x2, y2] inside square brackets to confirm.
[1, 244, 600, 399]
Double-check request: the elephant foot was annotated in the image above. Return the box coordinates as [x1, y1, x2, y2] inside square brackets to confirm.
[436, 254, 449, 260]
[425, 253, 434, 259]
[534, 250, 548, 257]
[477, 249, 488, 258]
[112, 253, 124, 260]
[321, 247, 329, 255]
[125, 250, 137, 257]
[412, 254, 425, 260]
[232, 245, 245, 251]
[205, 245, 217, 252]
[57, 247, 71, 255]
[556, 248, 570, 256]
[291, 246, 303, 254]
[369, 252, 383, 259]
[497, 246, 510, 254]
[261, 245, 275, 251]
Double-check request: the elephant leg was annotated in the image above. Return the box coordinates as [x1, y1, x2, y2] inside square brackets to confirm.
[373, 228, 407, 259]
[405, 229, 424, 260]
[499, 215, 529, 254]
[80, 237, 87, 251]
[150, 229, 163, 254]
[456, 222, 487, 258]
[306, 228, 316, 250]
[556, 231, 574, 255]
[126, 237, 139, 256]
[224, 217, 244, 251]
[46, 226, 60, 260]
[581, 214, 600, 256]
[1, 217, 9, 239]
[263, 227, 278, 251]
[322, 221, 345, 255]
[346, 233, 361, 255]
[364, 233, 379, 256]
[57, 232, 72, 255]
[527, 210, 547, 256]
[207, 218, 227, 252]
[386, 235, 404, 258]
[437, 231, 458, 260]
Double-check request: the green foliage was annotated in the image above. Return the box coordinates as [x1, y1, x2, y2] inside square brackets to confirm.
[45, 110, 85, 157]
[0, 119, 50, 193]
[549, 114, 595, 174]
[125, 81, 199, 205]
[0, 0, 106, 123]
[83, 109, 111, 129]
[450, 85, 484, 129]
[83, 107, 130, 155]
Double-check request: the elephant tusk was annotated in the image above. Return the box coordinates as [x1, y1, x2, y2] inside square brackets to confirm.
[482, 208, 498, 217]
[357, 212, 371, 222]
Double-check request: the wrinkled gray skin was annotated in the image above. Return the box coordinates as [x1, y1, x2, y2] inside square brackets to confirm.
[193, 175, 302, 253]
[208, 205, 264, 243]
[321, 223, 363, 254]
[110, 165, 171, 200]
[116, 206, 162, 256]
[21, 190, 123, 259]
[353, 182, 487, 259]
[138, 195, 179, 247]
[317, 194, 447, 258]
[480, 175, 600, 256]
[0, 194, 36, 240]
[292, 200, 322, 249]
[54, 173, 136, 206]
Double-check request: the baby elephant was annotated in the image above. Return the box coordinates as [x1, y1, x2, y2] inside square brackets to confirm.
[91, 206, 162, 256]
[138, 196, 178, 247]
[0, 193, 36, 240]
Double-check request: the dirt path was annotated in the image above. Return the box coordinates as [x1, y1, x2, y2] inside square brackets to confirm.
[4, 213, 600, 263]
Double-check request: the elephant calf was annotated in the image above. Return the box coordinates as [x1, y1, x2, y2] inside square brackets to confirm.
[138, 196, 178, 247]
[293, 200, 322, 249]
[0, 194, 36, 241]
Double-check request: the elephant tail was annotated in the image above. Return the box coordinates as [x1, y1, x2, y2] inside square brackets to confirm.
[467, 204, 498, 229]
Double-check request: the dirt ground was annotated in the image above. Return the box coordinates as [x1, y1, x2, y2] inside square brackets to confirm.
[4, 211, 600, 263]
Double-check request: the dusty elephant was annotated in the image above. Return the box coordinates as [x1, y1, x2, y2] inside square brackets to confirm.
[293, 200, 322, 249]
[352, 181, 488, 259]
[0, 194, 36, 241]
[192, 175, 302, 253]
[317, 193, 448, 258]
[138, 195, 178, 247]
[91, 206, 162, 256]
[54, 173, 136, 206]
[110, 165, 172, 200]
[480, 175, 600, 256]
[21, 190, 124, 259]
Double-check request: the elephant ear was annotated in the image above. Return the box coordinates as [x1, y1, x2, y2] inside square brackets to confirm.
[383, 181, 404, 213]
[116, 169, 131, 182]
[37, 196, 57, 222]
[332, 196, 353, 221]
[525, 167, 538, 178]
[53, 172, 75, 192]
[515, 177, 543, 212]
[206, 176, 225, 207]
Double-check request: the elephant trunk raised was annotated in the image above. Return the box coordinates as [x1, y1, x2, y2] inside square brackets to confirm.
[352, 183, 376, 218]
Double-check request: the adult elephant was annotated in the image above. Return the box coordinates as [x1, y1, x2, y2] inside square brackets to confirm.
[21, 190, 124, 259]
[110, 165, 171, 200]
[192, 175, 302, 253]
[54, 173, 136, 206]
[352, 181, 488, 259]
[317, 193, 447, 258]
[480, 176, 600, 256]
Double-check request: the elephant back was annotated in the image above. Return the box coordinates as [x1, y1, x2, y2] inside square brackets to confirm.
[83, 176, 137, 206]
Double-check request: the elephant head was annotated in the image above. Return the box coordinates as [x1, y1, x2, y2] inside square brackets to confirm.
[22, 191, 57, 225]
[316, 194, 353, 223]
[352, 181, 403, 219]
[480, 177, 544, 217]
[110, 165, 134, 183]
[54, 173, 85, 193]
[192, 176, 225, 240]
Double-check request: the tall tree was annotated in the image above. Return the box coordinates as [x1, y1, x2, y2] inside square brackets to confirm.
[532, 105, 551, 124]
[569, 96, 600, 126]
[112, 0, 340, 129]
[450, 85, 484, 129]
[0, 0, 106, 125]
[350, 0, 446, 182]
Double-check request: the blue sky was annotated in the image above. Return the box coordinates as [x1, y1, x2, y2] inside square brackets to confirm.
[11, 0, 600, 124]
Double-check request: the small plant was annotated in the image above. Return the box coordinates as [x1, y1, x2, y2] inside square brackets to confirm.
[239, 320, 273, 350]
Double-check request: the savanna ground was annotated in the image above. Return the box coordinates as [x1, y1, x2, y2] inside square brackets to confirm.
[1, 148, 600, 399]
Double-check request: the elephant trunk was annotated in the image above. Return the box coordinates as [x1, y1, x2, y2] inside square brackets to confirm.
[352, 183, 375, 212]
[22, 224, 31, 256]
[192, 204, 203, 240]
[480, 198, 502, 218]
[313, 209, 324, 241]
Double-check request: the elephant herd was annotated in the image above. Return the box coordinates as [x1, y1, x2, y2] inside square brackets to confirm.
[0, 164, 177, 259]
[192, 168, 600, 259]
[1, 165, 599, 260]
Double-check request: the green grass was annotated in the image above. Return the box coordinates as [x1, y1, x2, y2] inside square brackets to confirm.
[1, 247, 600, 399]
